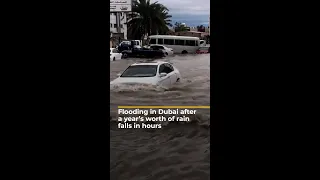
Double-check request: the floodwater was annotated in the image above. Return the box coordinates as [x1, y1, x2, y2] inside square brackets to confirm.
[110, 54, 210, 180]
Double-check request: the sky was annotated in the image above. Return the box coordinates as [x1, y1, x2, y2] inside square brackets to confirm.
[155, 0, 210, 27]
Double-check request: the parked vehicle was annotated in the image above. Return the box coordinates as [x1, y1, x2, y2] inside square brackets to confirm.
[117, 40, 142, 52]
[121, 47, 165, 59]
[196, 47, 210, 54]
[145, 44, 174, 56]
[110, 61, 181, 88]
[110, 48, 122, 61]
[200, 40, 207, 47]
[148, 35, 200, 54]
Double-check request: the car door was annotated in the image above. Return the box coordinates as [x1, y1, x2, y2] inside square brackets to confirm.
[158, 64, 171, 87]
[164, 63, 177, 85]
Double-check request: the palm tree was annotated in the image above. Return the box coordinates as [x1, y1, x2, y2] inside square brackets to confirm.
[174, 22, 188, 32]
[127, 0, 172, 40]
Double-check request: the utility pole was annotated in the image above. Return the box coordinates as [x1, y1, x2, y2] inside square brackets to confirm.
[116, 12, 121, 33]
[116, 12, 121, 44]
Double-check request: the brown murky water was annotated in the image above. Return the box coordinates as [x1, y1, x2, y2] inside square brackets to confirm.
[110, 54, 210, 180]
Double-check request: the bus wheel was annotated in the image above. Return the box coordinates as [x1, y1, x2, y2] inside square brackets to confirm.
[182, 50, 188, 54]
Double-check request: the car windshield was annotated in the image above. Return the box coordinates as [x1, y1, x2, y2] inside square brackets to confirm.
[121, 65, 158, 77]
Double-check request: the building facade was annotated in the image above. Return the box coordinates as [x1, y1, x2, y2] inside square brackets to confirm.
[110, 12, 128, 40]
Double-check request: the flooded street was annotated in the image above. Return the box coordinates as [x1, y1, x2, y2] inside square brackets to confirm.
[110, 54, 210, 180]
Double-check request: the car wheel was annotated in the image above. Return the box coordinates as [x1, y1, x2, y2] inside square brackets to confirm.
[182, 50, 188, 54]
[113, 57, 116, 61]
[122, 53, 128, 58]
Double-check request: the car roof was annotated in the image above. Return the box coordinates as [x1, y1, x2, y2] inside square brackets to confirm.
[130, 61, 168, 66]
[149, 44, 165, 47]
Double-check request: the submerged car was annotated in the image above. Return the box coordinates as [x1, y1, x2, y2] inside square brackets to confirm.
[110, 48, 122, 61]
[121, 47, 165, 59]
[146, 44, 174, 56]
[196, 47, 210, 54]
[110, 61, 181, 87]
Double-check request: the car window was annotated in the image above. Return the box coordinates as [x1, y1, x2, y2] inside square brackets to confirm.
[166, 63, 174, 71]
[112, 49, 118, 53]
[150, 46, 158, 50]
[158, 64, 166, 73]
[158, 46, 164, 49]
[160, 63, 173, 74]
[121, 65, 158, 77]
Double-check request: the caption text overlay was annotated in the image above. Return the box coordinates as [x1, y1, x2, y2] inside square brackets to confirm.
[116, 106, 210, 129]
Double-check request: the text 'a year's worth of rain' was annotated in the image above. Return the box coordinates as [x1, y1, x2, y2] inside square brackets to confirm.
[116, 108, 198, 129]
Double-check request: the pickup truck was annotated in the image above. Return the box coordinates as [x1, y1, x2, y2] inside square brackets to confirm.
[121, 47, 165, 58]
[117, 40, 142, 52]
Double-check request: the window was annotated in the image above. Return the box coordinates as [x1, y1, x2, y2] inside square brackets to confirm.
[158, 39, 163, 44]
[165, 63, 174, 72]
[163, 64, 174, 73]
[175, 40, 185, 46]
[112, 49, 118, 53]
[168, 39, 174, 45]
[151, 46, 164, 50]
[163, 39, 174, 45]
[195, 41, 198, 46]
[120, 24, 123, 28]
[121, 65, 158, 77]
[150, 46, 158, 50]
[186, 40, 196, 46]
[159, 64, 173, 74]
[114, 24, 117, 28]
[110, 24, 112, 28]
[150, 39, 156, 44]
[158, 64, 166, 73]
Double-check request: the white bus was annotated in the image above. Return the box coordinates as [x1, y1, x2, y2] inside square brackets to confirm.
[148, 35, 200, 54]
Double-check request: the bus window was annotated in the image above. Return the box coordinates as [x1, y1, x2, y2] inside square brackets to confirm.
[175, 40, 185, 46]
[158, 39, 163, 44]
[150, 38, 156, 44]
[186, 40, 196, 46]
[164, 39, 169, 45]
[168, 39, 174, 45]
[195, 41, 198, 46]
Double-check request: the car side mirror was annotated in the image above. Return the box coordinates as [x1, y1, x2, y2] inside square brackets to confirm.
[159, 72, 167, 77]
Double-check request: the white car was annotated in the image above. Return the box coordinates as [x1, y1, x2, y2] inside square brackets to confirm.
[146, 44, 174, 56]
[110, 61, 181, 87]
[110, 48, 122, 61]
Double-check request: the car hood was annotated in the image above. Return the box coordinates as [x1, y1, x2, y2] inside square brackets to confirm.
[110, 77, 158, 85]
